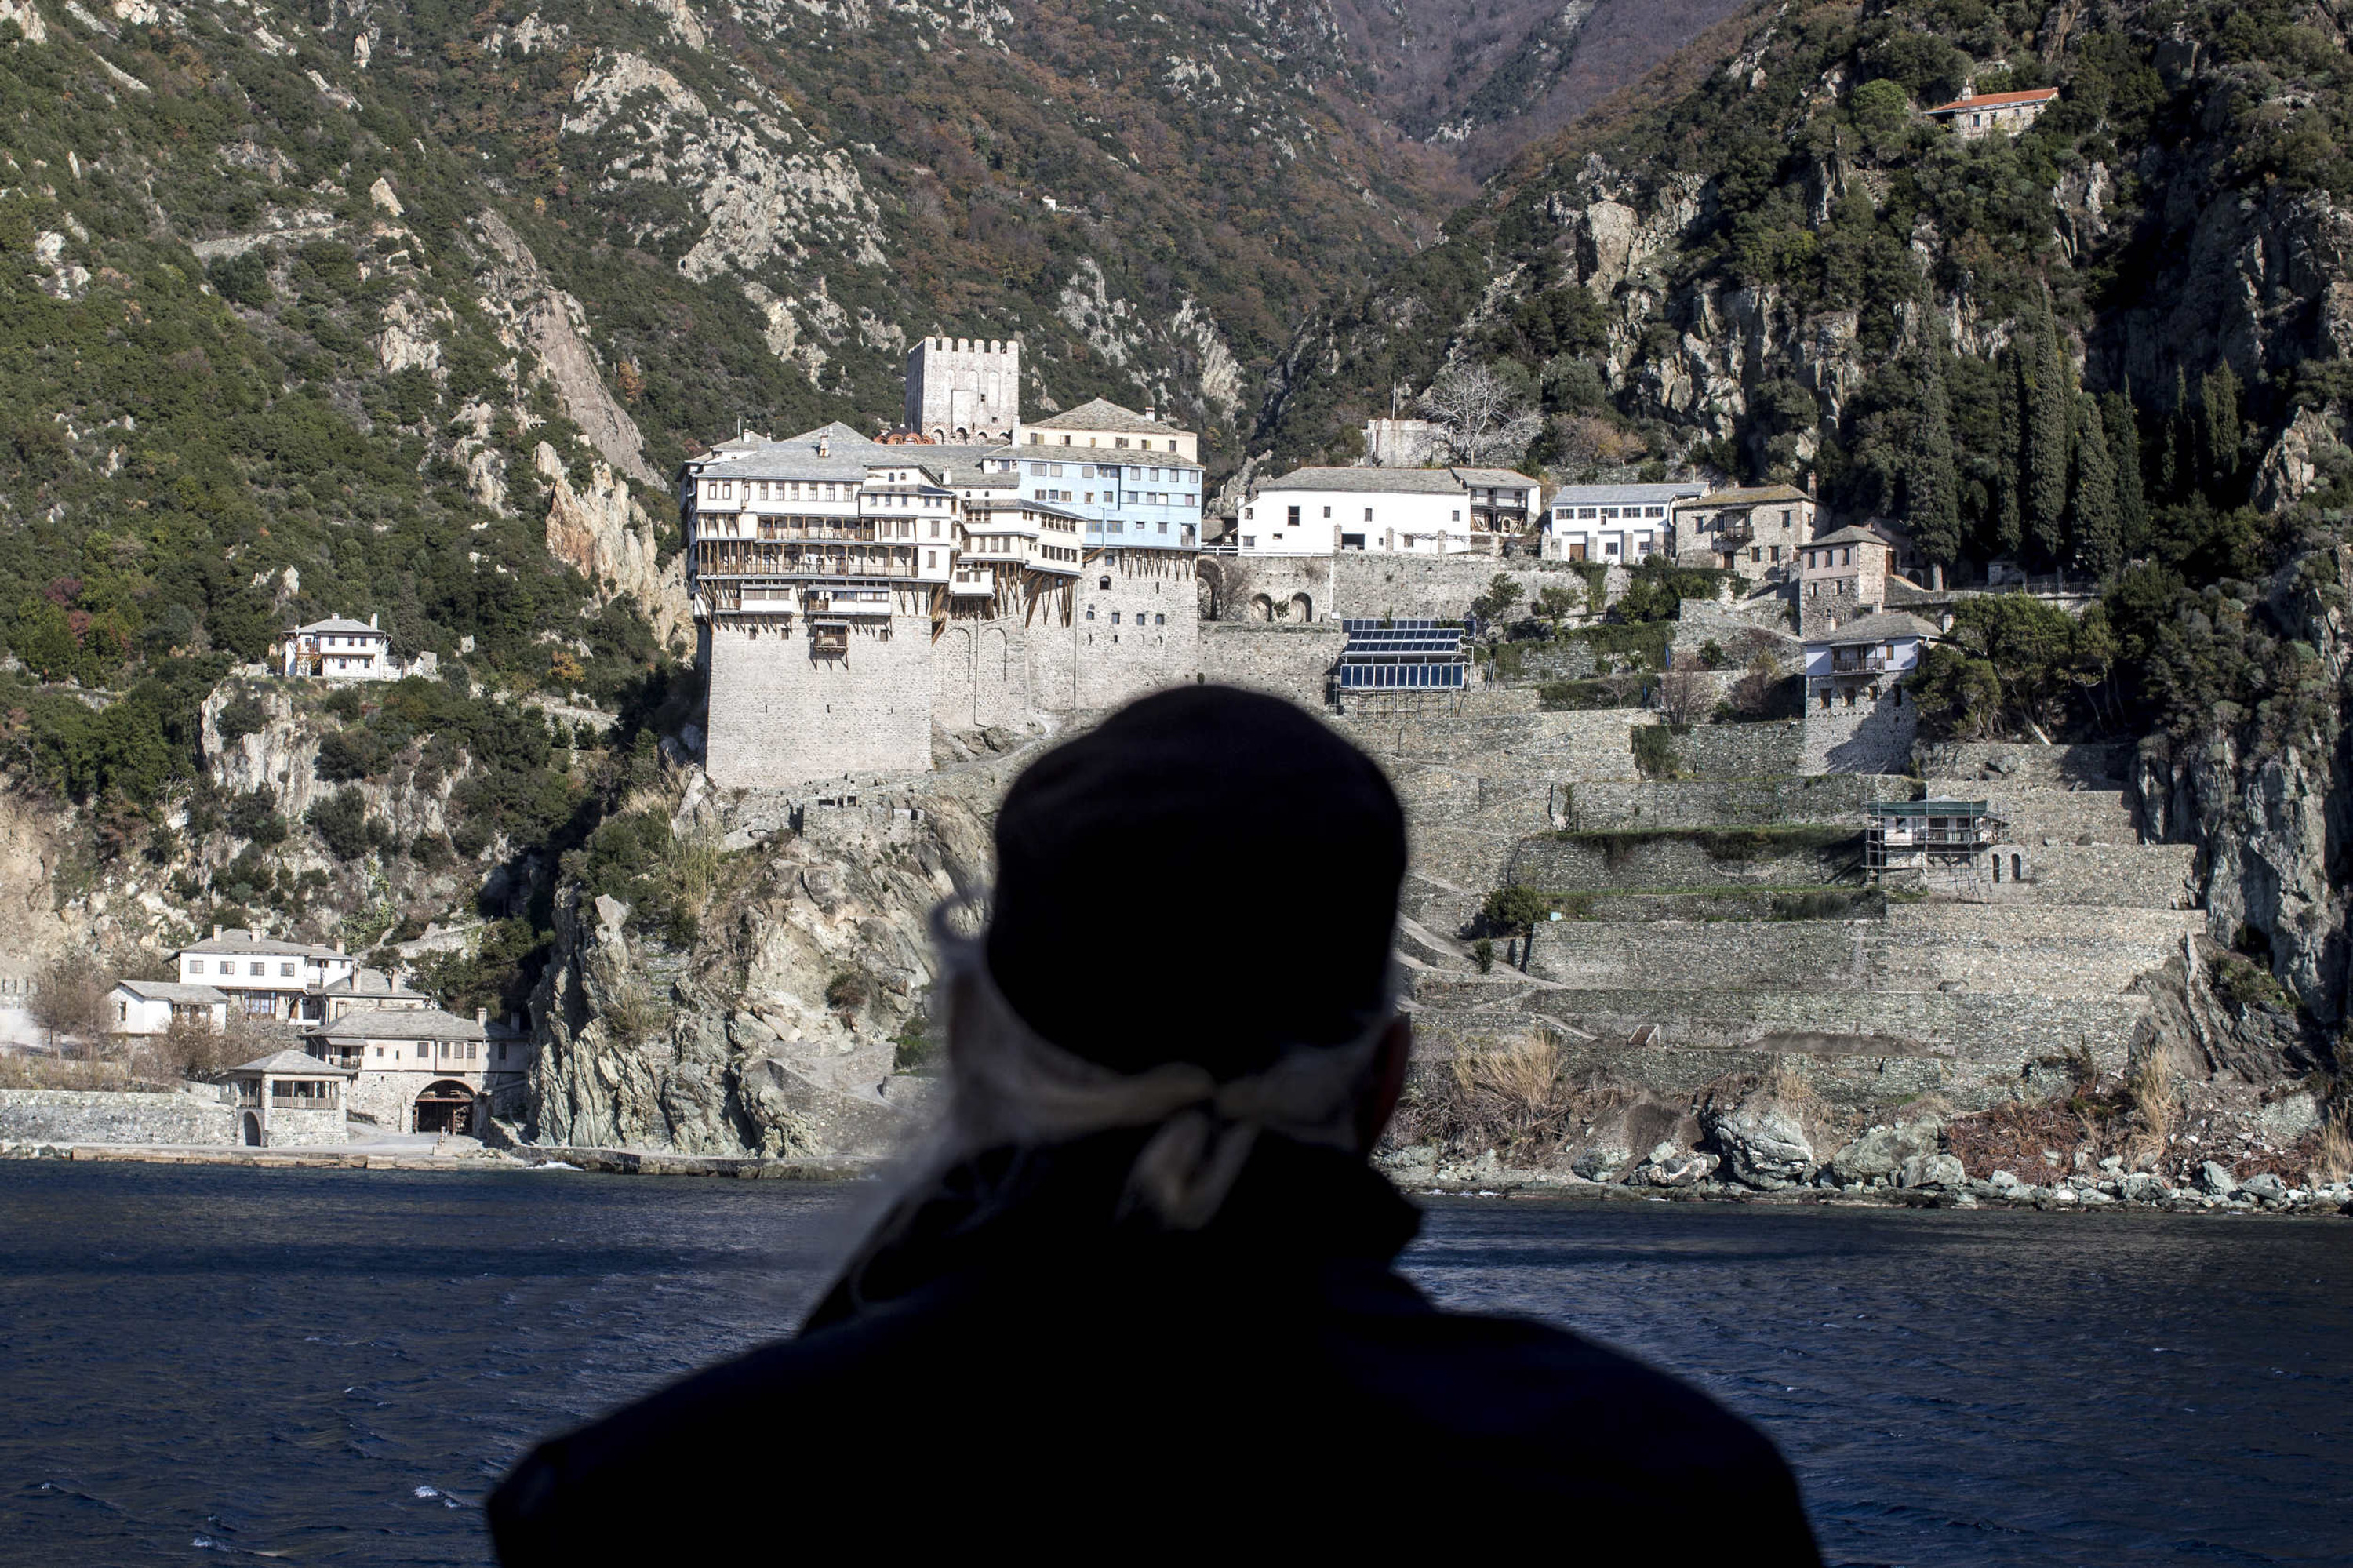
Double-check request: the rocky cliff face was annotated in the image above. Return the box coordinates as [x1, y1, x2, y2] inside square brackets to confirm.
[2138, 544, 2353, 1042]
[524, 759, 1015, 1155]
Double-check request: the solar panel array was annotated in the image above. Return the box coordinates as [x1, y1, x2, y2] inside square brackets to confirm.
[1337, 618, 1467, 689]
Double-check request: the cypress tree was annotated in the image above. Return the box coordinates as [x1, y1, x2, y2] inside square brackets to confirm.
[2201, 362, 2243, 485]
[2070, 395, 2121, 578]
[2025, 291, 2071, 560]
[2157, 366, 2189, 498]
[1998, 352, 2025, 555]
[2102, 387, 2148, 558]
[1909, 348, 1963, 566]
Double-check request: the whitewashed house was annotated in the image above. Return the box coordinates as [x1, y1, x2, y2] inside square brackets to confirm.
[107, 980, 230, 1038]
[173, 928, 357, 1023]
[1543, 483, 1705, 562]
[1237, 466, 1535, 556]
[283, 615, 393, 680]
[1800, 611, 1940, 773]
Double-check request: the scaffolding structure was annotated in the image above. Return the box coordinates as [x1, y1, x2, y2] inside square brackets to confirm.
[1864, 798, 2008, 900]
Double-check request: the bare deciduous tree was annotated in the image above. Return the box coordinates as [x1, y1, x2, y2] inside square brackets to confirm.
[1419, 362, 1544, 467]
[155, 1010, 239, 1080]
[1657, 668, 1714, 726]
[1196, 557, 1253, 622]
[31, 951, 115, 1057]
[1732, 652, 1787, 718]
[1551, 413, 1649, 475]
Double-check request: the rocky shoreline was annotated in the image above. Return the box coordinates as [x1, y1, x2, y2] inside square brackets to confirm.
[1384, 1150, 2353, 1216]
[9, 1137, 2348, 1216]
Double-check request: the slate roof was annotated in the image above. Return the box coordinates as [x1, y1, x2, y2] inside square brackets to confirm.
[1807, 526, 1891, 548]
[305, 1006, 487, 1042]
[1548, 483, 1707, 508]
[1804, 611, 1943, 646]
[694, 424, 882, 484]
[1451, 467, 1542, 489]
[1257, 466, 1465, 495]
[1678, 485, 1813, 507]
[323, 967, 425, 999]
[230, 1049, 355, 1076]
[114, 980, 228, 1005]
[181, 928, 346, 959]
[294, 617, 384, 638]
[1926, 87, 2058, 114]
[1023, 398, 1181, 435]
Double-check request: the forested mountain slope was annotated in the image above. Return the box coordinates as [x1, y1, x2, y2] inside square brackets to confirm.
[1258, 0, 2353, 1042]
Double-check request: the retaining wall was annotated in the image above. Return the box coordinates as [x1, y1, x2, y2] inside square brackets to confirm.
[1504, 831, 1860, 893]
[1344, 708, 1655, 782]
[1566, 774, 1902, 830]
[1520, 904, 2196, 998]
[1669, 720, 1807, 780]
[1919, 740, 2133, 786]
[1406, 976, 2147, 1069]
[2006, 843, 2197, 908]
[1198, 622, 1345, 709]
[0, 1087, 239, 1145]
[1213, 554, 1619, 625]
[1925, 786, 2141, 845]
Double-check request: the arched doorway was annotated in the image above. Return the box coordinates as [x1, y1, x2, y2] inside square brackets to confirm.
[414, 1080, 475, 1136]
[1248, 593, 1274, 623]
[241, 1111, 263, 1147]
[1287, 592, 1314, 624]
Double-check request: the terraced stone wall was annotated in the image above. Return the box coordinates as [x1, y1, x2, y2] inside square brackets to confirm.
[0, 1088, 238, 1145]
[1506, 828, 1861, 892]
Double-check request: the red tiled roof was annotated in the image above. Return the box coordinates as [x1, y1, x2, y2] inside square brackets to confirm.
[1926, 88, 2059, 114]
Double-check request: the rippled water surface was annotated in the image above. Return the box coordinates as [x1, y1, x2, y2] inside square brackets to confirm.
[2, 1162, 2348, 1566]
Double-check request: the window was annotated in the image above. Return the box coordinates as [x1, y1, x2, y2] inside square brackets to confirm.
[249, 962, 265, 977]
[1099, 577, 1112, 590]
[1155, 613, 1165, 625]
[468, 1042, 478, 1060]
[1086, 606, 1095, 620]
[281, 962, 295, 977]
[1111, 611, 1122, 624]
[1819, 689, 1832, 710]
[926, 549, 937, 567]
[1751, 547, 1762, 561]
[1241, 536, 1255, 548]
[416, 1042, 428, 1058]
[1844, 688, 1858, 708]
[1322, 506, 1331, 518]
[1362, 508, 1373, 522]
[190, 960, 205, 974]
[1287, 505, 1300, 526]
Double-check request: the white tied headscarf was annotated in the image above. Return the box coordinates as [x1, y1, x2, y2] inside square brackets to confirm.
[918, 895, 1396, 1231]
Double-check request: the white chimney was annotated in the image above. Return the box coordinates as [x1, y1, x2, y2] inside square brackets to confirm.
[212, 924, 221, 940]
[1143, 406, 1155, 423]
[476, 1006, 488, 1027]
[369, 613, 378, 630]
[817, 435, 831, 457]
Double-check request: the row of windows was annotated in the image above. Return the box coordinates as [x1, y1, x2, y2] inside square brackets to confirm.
[1026, 463, 1194, 481]
[1555, 504, 1668, 520]
[188, 959, 304, 978]
[1082, 609, 1169, 625]
[1033, 488, 1198, 508]
[1026, 432, 1183, 452]
[361, 1041, 488, 1060]
[1804, 546, 1864, 569]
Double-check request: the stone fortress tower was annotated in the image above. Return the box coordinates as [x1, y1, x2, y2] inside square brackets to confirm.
[904, 334, 1020, 443]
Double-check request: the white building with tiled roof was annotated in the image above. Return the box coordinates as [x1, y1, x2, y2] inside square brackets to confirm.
[282, 614, 392, 680]
[106, 980, 229, 1037]
[1238, 465, 1538, 556]
[1542, 482, 1706, 562]
[304, 1004, 526, 1134]
[1925, 85, 2058, 139]
[173, 927, 356, 1023]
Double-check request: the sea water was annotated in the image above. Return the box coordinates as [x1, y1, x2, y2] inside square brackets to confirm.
[2, 1162, 2347, 1565]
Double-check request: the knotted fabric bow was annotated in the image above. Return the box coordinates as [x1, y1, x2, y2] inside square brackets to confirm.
[926, 896, 1393, 1231]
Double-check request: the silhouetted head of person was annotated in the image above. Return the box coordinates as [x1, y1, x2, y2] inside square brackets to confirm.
[985, 683, 1407, 1082]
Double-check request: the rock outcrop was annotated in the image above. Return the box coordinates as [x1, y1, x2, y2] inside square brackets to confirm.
[536, 442, 692, 653]
[525, 763, 1006, 1155]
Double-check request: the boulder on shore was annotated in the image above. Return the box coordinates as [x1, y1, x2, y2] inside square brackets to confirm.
[1704, 1102, 1816, 1190]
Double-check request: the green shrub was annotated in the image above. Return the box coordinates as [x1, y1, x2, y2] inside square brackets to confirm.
[825, 971, 871, 1013]
[1472, 937, 1495, 974]
[205, 251, 273, 309]
[1631, 725, 1682, 777]
[214, 697, 269, 744]
[315, 726, 388, 782]
[225, 787, 287, 846]
[1480, 884, 1551, 935]
[306, 788, 373, 860]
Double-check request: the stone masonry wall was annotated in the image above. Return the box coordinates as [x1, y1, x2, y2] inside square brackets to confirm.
[1199, 623, 1347, 708]
[263, 1103, 348, 1148]
[0, 1087, 239, 1144]
[704, 616, 934, 788]
[1566, 774, 1901, 830]
[1522, 904, 2197, 998]
[1667, 720, 1807, 780]
[1804, 689, 1918, 773]
[1211, 553, 1622, 625]
[1505, 831, 1860, 892]
[1031, 551, 1200, 714]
